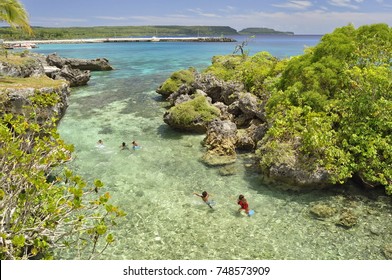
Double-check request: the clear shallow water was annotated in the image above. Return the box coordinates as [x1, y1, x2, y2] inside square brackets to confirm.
[33, 35, 392, 260]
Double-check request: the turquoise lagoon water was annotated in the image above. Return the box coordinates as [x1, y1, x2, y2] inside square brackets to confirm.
[33, 36, 392, 260]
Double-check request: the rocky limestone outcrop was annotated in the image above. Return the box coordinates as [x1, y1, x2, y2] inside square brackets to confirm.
[201, 119, 237, 166]
[268, 163, 331, 189]
[167, 84, 194, 106]
[192, 73, 244, 105]
[1, 52, 113, 127]
[0, 53, 109, 87]
[1, 82, 70, 121]
[0, 56, 44, 77]
[256, 136, 332, 188]
[237, 92, 266, 122]
[212, 102, 233, 121]
[42, 53, 114, 86]
[46, 53, 114, 71]
[47, 65, 91, 87]
[157, 66, 334, 190]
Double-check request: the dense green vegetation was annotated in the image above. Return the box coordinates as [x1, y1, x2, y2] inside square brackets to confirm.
[204, 51, 287, 97]
[1, 1, 127, 259]
[0, 93, 126, 259]
[0, 25, 240, 40]
[0, 25, 296, 40]
[268, 23, 392, 192]
[201, 23, 392, 193]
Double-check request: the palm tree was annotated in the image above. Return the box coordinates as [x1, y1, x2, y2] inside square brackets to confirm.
[0, 0, 32, 35]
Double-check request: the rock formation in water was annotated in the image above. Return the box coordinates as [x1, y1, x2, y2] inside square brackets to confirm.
[47, 64, 91, 87]
[0, 52, 113, 120]
[46, 53, 113, 71]
[157, 58, 331, 189]
[44, 53, 113, 86]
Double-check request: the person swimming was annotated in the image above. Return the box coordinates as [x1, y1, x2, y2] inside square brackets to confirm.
[132, 140, 141, 150]
[194, 191, 214, 209]
[120, 142, 129, 150]
[96, 139, 104, 147]
[237, 194, 250, 215]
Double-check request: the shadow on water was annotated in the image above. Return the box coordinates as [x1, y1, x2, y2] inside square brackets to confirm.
[156, 123, 206, 142]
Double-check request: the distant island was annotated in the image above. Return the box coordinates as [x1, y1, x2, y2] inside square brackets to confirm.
[238, 27, 294, 35]
[0, 25, 294, 40]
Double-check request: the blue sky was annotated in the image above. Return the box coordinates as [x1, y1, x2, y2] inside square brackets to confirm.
[15, 0, 392, 34]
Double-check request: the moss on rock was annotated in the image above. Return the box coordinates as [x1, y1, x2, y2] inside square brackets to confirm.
[164, 95, 220, 132]
[156, 67, 196, 98]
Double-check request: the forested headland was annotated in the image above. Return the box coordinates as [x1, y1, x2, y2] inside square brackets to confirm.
[0, 25, 293, 40]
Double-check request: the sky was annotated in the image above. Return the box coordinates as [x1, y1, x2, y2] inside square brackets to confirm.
[12, 0, 392, 34]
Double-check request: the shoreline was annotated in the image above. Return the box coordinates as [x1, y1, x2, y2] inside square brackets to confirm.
[4, 36, 236, 45]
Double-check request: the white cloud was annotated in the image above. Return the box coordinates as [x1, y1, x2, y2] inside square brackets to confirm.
[374, 0, 392, 8]
[95, 16, 128, 21]
[218, 6, 237, 13]
[187, 8, 220, 18]
[328, 0, 360, 9]
[272, 1, 313, 10]
[31, 17, 87, 26]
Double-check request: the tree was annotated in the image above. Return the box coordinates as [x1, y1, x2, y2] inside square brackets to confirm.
[233, 35, 255, 57]
[0, 95, 125, 260]
[263, 24, 392, 193]
[0, 0, 32, 35]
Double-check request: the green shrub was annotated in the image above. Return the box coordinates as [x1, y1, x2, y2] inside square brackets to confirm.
[263, 23, 392, 193]
[203, 55, 243, 81]
[0, 110, 125, 260]
[159, 67, 196, 94]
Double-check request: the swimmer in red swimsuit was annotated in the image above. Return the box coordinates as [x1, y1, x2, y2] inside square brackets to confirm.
[237, 194, 249, 214]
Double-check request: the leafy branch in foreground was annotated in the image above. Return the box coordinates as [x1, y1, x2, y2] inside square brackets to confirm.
[0, 106, 125, 260]
[0, 0, 32, 35]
